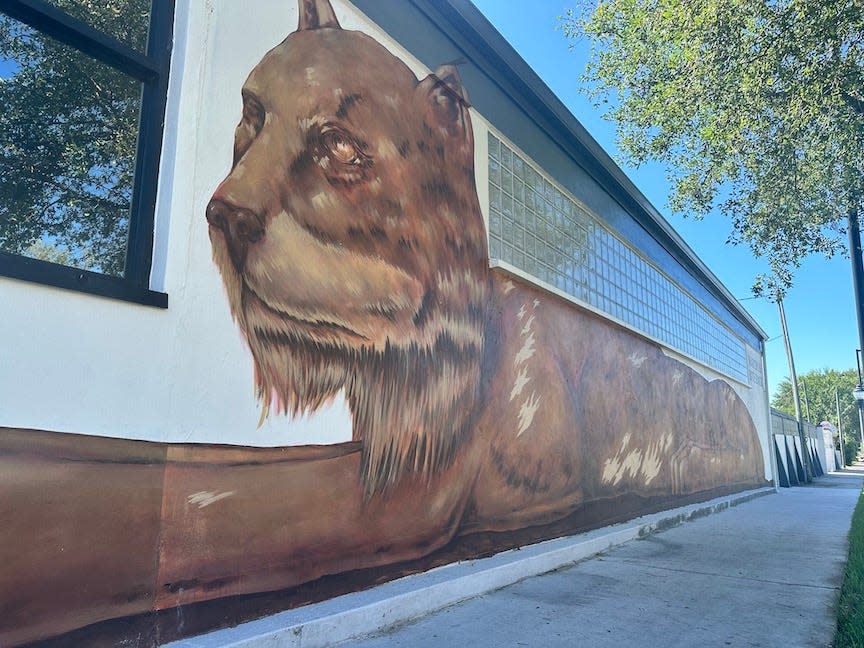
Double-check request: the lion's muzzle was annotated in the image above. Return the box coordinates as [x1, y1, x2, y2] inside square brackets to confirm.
[206, 197, 265, 271]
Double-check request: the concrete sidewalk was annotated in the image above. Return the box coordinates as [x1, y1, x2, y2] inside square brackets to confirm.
[348, 470, 863, 648]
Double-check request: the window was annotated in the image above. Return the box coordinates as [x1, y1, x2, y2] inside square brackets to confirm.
[0, 0, 173, 307]
[488, 132, 750, 384]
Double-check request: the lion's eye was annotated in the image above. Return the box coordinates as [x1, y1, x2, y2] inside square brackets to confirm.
[242, 93, 265, 134]
[322, 130, 359, 164]
[233, 94, 265, 167]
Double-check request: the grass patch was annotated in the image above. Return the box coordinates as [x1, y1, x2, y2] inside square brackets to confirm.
[835, 488, 864, 647]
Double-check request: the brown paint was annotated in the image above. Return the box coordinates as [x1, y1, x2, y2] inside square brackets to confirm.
[0, 430, 165, 646]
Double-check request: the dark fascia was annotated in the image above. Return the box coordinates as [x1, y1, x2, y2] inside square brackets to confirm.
[413, 0, 768, 343]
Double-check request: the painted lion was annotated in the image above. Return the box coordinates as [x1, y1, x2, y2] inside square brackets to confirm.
[201, 0, 765, 602]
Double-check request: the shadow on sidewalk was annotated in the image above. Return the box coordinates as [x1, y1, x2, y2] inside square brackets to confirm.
[807, 461, 864, 488]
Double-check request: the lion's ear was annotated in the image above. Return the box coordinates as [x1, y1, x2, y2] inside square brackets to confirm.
[417, 65, 471, 141]
[297, 0, 341, 30]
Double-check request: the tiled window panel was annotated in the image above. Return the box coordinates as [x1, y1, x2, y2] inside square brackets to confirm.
[747, 345, 765, 387]
[487, 133, 749, 384]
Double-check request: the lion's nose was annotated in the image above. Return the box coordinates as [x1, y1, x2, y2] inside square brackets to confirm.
[206, 198, 265, 270]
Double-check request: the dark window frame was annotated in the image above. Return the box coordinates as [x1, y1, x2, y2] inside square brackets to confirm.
[0, 0, 174, 308]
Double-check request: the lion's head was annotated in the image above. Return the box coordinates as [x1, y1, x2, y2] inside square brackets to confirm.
[207, 0, 491, 493]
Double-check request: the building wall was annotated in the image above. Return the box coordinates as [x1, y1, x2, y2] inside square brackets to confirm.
[0, 1, 771, 645]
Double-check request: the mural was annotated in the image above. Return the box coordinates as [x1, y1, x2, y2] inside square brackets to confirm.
[0, 1, 766, 645]
[204, 0, 765, 517]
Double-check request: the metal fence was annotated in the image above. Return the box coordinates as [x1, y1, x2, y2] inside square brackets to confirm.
[770, 408, 822, 440]
[769, 407, 829, 487]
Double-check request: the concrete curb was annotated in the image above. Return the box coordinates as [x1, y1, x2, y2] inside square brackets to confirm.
[165, 486, 775, 648]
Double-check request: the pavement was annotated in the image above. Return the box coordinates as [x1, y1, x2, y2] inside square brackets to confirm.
[346, 467, 864, 648]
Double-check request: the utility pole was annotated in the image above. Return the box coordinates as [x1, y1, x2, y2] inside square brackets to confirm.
[800, 378, 811, 422]
[836, 387, 845, 468]
[855, 351, 864, 449]
[777, 297, 812, 481]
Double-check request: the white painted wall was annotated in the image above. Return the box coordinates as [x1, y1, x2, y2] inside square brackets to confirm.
[821, 423, 839, 472]
[0, 0, 770, 474]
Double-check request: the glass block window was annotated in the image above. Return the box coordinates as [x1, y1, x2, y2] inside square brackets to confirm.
[487, 132, 749, 384]
[746, 345, 765, 387]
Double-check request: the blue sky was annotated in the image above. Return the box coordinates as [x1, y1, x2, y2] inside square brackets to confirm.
[0, 58, 15, 77]
[472, 0, 861, 403]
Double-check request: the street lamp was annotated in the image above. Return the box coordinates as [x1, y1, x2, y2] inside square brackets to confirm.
[853, 383, 864, 447]
[836, 387, 846, 468]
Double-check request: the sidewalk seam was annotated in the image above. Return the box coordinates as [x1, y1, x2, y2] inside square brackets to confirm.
[603, 558, 842, 591]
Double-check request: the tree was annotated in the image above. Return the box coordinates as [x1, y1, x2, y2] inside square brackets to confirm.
[772, 367, 861, 462]
[0, 0, 150, 277]
[561, 0, 864, 291]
